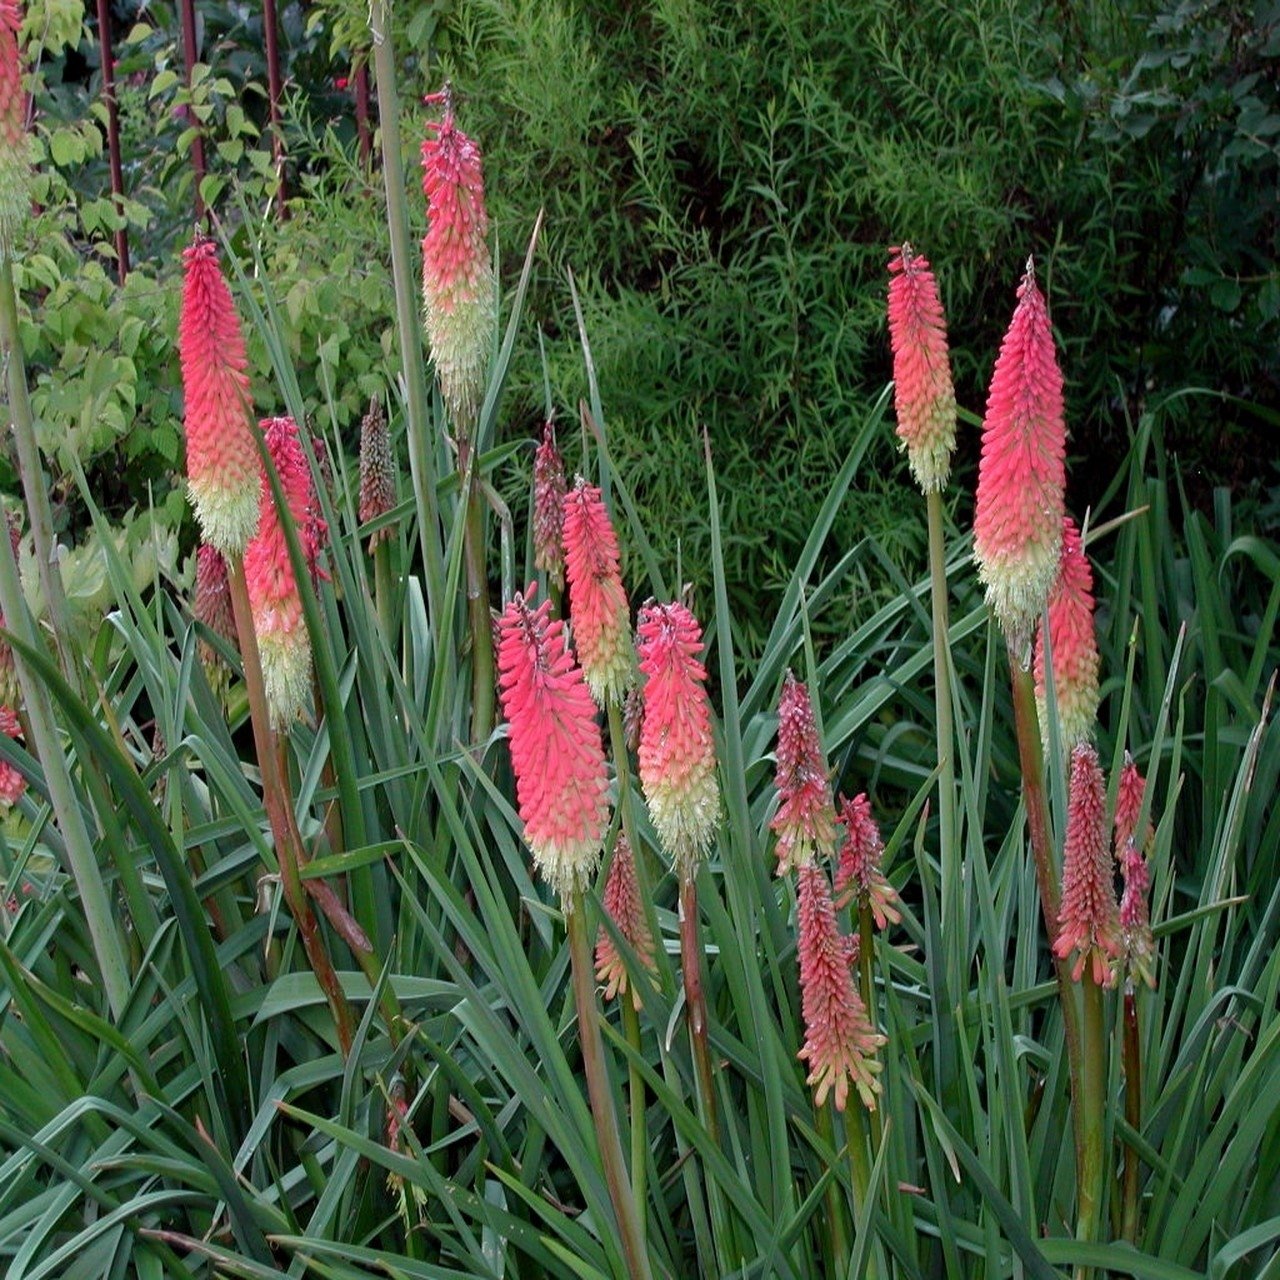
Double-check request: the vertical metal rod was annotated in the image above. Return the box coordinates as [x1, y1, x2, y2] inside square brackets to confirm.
[94, 0, 129, 280]
[178, 0, 206, 220]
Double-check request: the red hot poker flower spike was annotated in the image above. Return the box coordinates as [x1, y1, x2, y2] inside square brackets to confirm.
[796, 861, 886, 1111]
[0, 704, 24, 808]
[0, 0, 28, 253]
[244, 417, 320, 730]
[595, 831, 657, 1009]
[1034, 516, 1101, 753]
[532, 420, 568, 589]
[497, 583, 609, 903]
[973, 259, 1066, 655]
[420, 94, 497, 437]
[562, 479, 633, 707]
[835, 792, 901, 929]
[1054, 743, 1122, 987]
[887, 244, 957, 493]
[1116, 754, 1156, 989]
[636, 599, 720, 876]
[179, 236, 261, 557]
[771, 672, 838, 875]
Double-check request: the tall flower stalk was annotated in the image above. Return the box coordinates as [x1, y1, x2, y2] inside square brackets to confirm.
[497, 585, 652, 1280]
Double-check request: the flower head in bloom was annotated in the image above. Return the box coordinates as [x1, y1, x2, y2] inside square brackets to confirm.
[636, 599, 719, 875]
[835, 793, 901, 929]
[563, 479, 633, 706]
[973, 259, 1066, 654]
[0, 704, 24, 807]
[420, 89, 497, 436]
[1034, 516, 1100, 753]
[1116, 754, 1156, 989]
[796, 862, 886, 1111]
[533, 420, 567, 589]
[244, 417, 320, 730]
[358, 395, 397, 553]
[179, 236, 260, 556]
[595, 832, 657, 1009]
[497, 583, 609, 903]
[771, 672, 838, 875]
[0, 1, 29, 254]
[1054, 743, 1122, 987]
[887, 244, 957, 493]
[194, 542, 237, 688]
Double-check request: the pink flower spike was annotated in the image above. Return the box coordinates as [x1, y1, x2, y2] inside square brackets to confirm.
[973, 259, 1066, 654]
[420, 93, 497, 435]
[1116, 754, 1156, 989]
[194, 542, 237, 682]
[179, 236, 261, 557]
[0, 0, 29, 253]
[533, 421, 568, 589]
[562, 479, 633, 707]
[358, 395, 396, 553]
[595, 832, 657, 1009]
[636, 599, 720, 875]
[497, 583, 609, 902]
[244, 417, 319, 730]
[0, 704, 24, 807]
[1034, 516, 1101, 753]
[835, 793, 901, 929]
[1054, 743, 1122, 987]
[887, 244, 957, 493]
[796, 862, 886, 1111]
[771, 672, 838, 875]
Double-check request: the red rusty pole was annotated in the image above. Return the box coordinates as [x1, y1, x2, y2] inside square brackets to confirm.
[94, 0, 129, 280]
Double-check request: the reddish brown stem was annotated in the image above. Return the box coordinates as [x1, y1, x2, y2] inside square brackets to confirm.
[93, 0, 129, 280]
[354, 61, 372, 170]
[262, 0, 288, 215]
[178, 0, 207, 220]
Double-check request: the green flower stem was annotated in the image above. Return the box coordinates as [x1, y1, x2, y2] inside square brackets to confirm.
[373, 538, 394, 655]
[857, 901, 885, 1153]
[847, 1103, 878, 1280]
[1008, 648, 1085, 1175]
[367, 3, 447, 638]
[0, 256, 79, 691]
[1076, 973, 1107, 1278]
[0, 506, 131, 1019]
[227, 557, 355, 1055]
[679, 872, 720, 1146]
[815, 1101, 850, 1267]
[1121, 989, 1142, 1242]
[565, 896, 655, 1280]
[459, 442, 494, 743]
[620, 995, 649, 1238]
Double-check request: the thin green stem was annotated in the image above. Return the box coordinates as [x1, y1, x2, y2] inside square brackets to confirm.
[1076, 974, 1107, 1280]
[1008, 647, 1085, 1172]
[0, 256, 79, 691]
[857, 902, 885, 1153]
[373, 538, 394, 651]
[227, 558, 355, 1055]
[460, 441, 494, 743]
[565, 898, 655, 1280]
[620, 995, 649, 1238]
[847, 1103, 878, 1280]
[816, 1102, 850, 1268]
[0, 501, 131, 1019]
[679, 872, 720, 1145]
[1121, 990, 1142, 1243]
[367, 4, 446, 638]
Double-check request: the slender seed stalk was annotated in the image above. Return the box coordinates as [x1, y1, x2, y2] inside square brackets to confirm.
[564, 897, 655, 1280]
[1121, 989, 1142, 1242]
[679, 872, 720, 1145]
[0, 256, 79, 690]
[367, 3, 446, 637]
[0, 507, 131, 1018]
[226, 557, 355, 1054]
[1008, 649, 1085, 1172]
[620, 995, 648, 1237]
[1076, 974, 1107, 1279]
